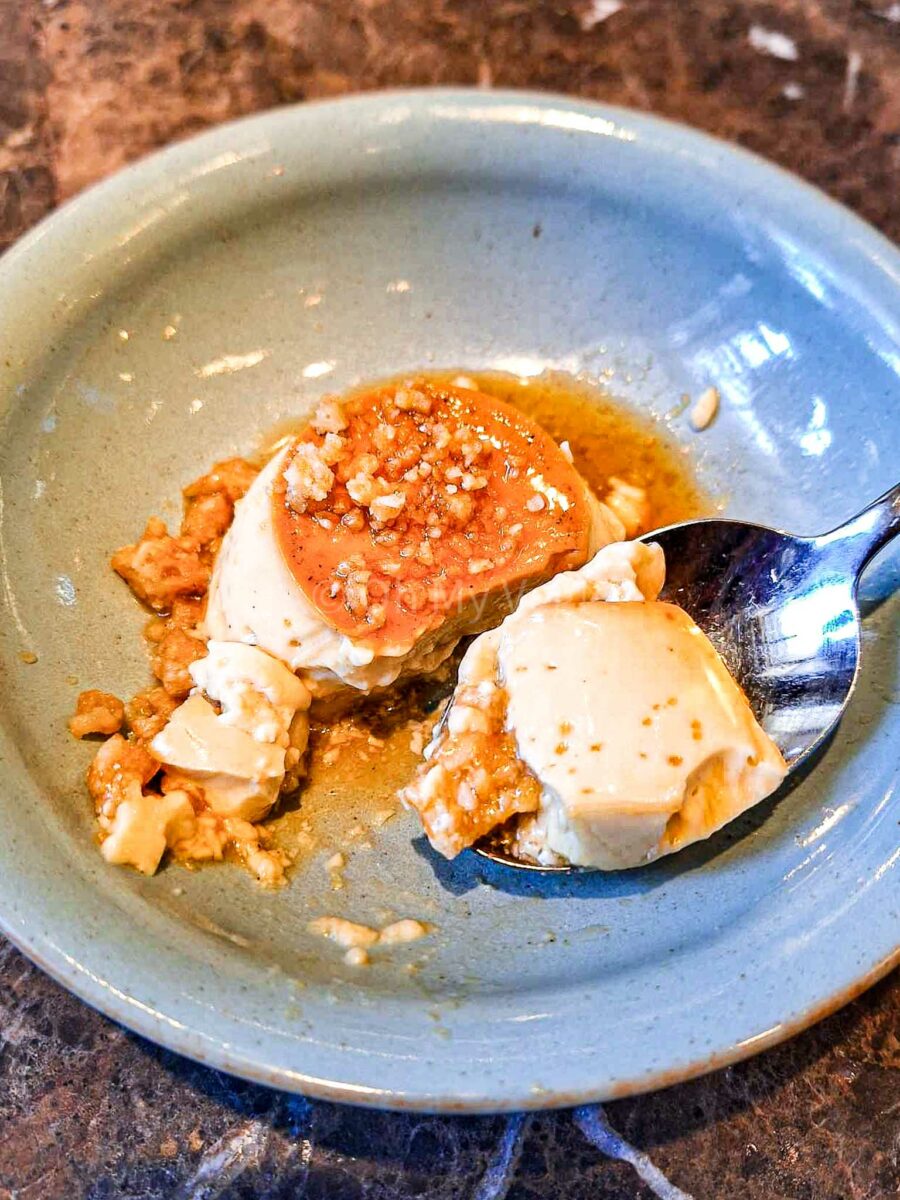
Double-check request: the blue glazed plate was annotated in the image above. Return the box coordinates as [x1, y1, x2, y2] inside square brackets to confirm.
[0, 91, 896, 1112]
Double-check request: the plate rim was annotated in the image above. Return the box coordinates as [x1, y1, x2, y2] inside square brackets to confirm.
[4, 86, 900, 293]
[0, 87, 897, 1113]
[0, 914, 894, 1113]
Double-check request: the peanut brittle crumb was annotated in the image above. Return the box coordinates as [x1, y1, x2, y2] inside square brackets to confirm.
[125, 687, 178, 742]
[169, 809, 228, 863]
[401, 680, 540, 858]
[168, 596, 206, 632]
[224, 817, 291, 887]
[309, 915, 381, 949]
[180, 490, 233, 547]
[326, 851, 347, 891]
[690, 386, 720, 432]
[308, 914, 432, 964]
[111, 518, 209, 612]
[112, 459, 257, 613]
[312, 397, 348, 435]
[69, 690, 125, 739]
[182, 458, 258, 503]
[150, 627, 207, 698]
[86, 734, 158, 828]
[604, 476, 651, 539]
[379, 918, 431, 945]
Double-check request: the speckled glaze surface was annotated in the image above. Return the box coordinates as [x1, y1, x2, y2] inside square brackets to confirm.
[0, 90, 896, 1115]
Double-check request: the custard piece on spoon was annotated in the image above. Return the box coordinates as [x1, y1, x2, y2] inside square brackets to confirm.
[400, 541, 787, 869]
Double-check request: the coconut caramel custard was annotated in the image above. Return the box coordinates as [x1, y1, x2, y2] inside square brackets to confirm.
[69, 370, 781, 921]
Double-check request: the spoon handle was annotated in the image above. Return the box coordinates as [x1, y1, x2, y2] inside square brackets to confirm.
[815, 481, 900, 579]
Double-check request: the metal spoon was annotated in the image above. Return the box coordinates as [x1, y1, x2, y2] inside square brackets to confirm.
[474, 481, 900, 871]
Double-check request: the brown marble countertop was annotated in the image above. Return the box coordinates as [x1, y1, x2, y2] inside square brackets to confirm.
[0, 2, 897, 1197]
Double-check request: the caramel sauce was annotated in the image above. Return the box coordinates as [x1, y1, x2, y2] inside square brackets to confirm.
[431, 370, 708, 530]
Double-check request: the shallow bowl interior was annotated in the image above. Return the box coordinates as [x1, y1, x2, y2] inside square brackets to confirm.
[0, 90, 897, 1111]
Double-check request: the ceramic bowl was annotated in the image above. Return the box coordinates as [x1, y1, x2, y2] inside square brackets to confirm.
[0, 91, 896, 1112]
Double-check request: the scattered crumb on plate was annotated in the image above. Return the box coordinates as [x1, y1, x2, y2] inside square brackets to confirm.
[690, 386, 720, 431]
[308, 914, 433, 964]
[326, 851, 346, 890]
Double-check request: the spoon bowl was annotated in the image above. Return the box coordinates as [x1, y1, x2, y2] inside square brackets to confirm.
[474, 482, 900, 871]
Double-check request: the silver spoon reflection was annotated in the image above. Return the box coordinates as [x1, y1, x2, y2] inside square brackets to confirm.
[471, 481, 900, 872]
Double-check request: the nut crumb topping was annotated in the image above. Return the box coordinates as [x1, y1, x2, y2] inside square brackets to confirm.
[274, 379, 594, 646]
[690, 386, 720, 432]
[69, 690, 125, 739]
[312, 397, 348, 434]
[284, 441, 336, 513]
